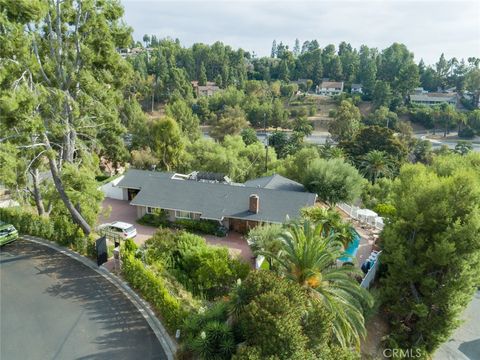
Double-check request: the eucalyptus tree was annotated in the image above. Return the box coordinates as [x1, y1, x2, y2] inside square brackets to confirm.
[0, 0, 134, 234]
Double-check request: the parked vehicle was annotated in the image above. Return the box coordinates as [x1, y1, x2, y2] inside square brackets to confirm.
[97, 221, 137, 240]
[0, 222, 19, 246]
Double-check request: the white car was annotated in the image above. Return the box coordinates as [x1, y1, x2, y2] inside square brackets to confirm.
[97, 221, 137, 240]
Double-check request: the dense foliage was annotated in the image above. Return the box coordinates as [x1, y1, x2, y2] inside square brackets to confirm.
[143, 229, 250, 300]
[0, 207, 94, 256]
[258, 220, 372, 348]
[303, 158, 365, 206]
[121, 239, 199, 332]
[380, 153, 480, 355]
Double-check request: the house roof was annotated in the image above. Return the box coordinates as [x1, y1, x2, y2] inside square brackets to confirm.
[410, 93, 457, 102]
[320, 81, 344, 89]
[244, 174, 305, 192]
[351, 83, 362, 89]
[118, 170, 316, 223]
[198, 85, 220, 91]
[116, 169, 174, 189]
[191, 81, 217, 87]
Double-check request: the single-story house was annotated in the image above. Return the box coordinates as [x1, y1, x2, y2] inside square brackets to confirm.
[116, 170, 317, 233]
[316, 81, 344, 96]
[351, 83, 363, 94]
[409, 92, 457, 107]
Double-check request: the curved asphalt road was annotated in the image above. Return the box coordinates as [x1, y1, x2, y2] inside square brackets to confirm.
[0, 239, 167, 360]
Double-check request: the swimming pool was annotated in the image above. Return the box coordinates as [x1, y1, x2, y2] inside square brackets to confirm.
[339, 230, 361, 262]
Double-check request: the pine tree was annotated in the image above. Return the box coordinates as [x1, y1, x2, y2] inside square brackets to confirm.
[293, 38, 300, 57]
[199, 62, 207, 86]
[380, 155, 480, 355]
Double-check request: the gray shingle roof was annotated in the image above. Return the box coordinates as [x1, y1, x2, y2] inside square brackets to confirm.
[244, 174, 305, 192]
[119, 170, 316, 223]
[116, 169, 174, 189]
[410, 93, 457, 103]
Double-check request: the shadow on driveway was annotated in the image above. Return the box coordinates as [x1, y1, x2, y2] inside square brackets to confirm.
[1, 240, 166, 360]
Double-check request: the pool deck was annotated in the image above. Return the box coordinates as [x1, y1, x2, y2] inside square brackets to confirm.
[335, 206, 380, 266]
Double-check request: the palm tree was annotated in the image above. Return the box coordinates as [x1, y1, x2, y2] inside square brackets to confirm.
[301, 206, 355, 248]
[359, 150, 394, 184]
[247, 223, 284, 268]
[259, 220, 373, 348]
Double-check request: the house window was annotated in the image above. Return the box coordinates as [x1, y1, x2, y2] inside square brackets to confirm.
[146, 207, 155, 214]
[175, 210, 193, 219]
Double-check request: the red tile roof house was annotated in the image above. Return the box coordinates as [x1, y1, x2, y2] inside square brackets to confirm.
[115, 170, 317, 234]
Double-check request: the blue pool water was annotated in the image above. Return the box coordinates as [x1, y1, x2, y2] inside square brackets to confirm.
[339, 230, 361, 262]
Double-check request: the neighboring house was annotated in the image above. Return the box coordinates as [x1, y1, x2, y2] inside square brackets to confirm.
[413, 87, 428, 94]
[409, 92, 457, 107]
[316, 81, 344, 96]
[116, 170, 316, 233]
[191, 81, 221, 97]
[118, 47, 153, 58]
[351, 83, 363, 94]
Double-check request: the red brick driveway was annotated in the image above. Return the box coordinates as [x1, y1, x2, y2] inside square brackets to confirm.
[98, 198, 254, 263]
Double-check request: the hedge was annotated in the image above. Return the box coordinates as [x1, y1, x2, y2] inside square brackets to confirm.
[121, 252, 186, 332]
[121, 242, 201, 334]
[138, 212, 227, 237]
[0, 207, 96, 257]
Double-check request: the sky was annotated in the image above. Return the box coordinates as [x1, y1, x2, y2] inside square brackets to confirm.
[121, 0, 480, 65]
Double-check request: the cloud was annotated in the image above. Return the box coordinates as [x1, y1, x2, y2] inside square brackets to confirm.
[121, 0, 480, 64]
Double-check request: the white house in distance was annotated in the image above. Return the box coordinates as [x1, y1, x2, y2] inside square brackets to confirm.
[316, 81, 344, 96]
[409, 92, 457, 107]
[351, 83, 363, 94]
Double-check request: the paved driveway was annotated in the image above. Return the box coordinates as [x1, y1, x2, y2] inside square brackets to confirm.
[99, 198, 254, 263]
[99, 198, 155, 244]
[0, 239, 167, 360]
[434, 290, 480, 360]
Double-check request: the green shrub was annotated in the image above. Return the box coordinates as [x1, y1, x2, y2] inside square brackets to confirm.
[95, 174, 110, 182]
[0, 207, 91, 256]
[181, 302, 235, 360]
[459, 127, 475, 139]
[144, 228, 250, 300]
[121, 250, 187, 331]
[137, 209, 168, 227]
[178, 246, 250, 299]
[188, 321, 235, 360]
[174, 218, 227, 237]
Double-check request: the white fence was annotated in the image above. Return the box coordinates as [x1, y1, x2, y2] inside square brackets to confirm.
[98, 175, 124, 200]
[360, 252, 382, 289]
[337, 203, 384, 230]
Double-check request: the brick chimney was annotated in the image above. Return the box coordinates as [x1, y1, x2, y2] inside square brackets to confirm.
[249, 194, 259, 214]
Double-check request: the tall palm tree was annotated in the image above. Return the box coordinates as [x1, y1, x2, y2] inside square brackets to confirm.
[259, 220, 373, 348]
[359, 150, 394, 184]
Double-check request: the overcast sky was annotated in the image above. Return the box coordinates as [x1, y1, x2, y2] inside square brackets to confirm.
[121, 0, 480, 65]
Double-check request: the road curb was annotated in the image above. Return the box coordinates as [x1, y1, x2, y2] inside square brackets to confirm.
[21, 235, 178, 360]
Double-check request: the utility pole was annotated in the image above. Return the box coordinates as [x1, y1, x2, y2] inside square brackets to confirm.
[264, 112, 268, 171]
